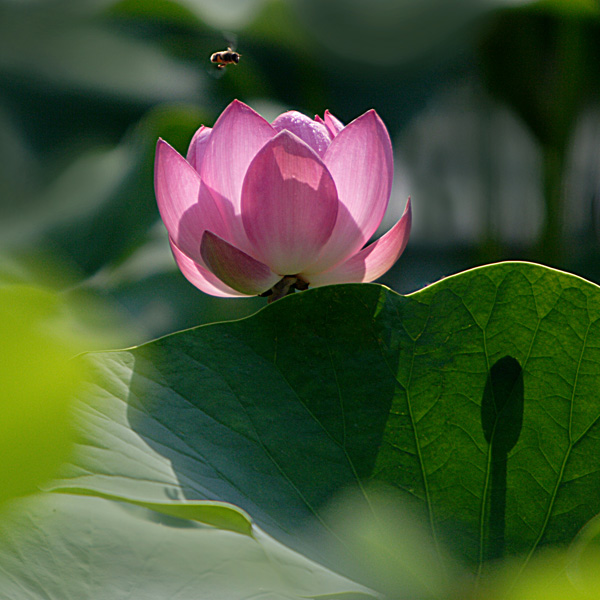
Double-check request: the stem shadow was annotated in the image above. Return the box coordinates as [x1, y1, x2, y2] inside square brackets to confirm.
[480, 355, 524, 561]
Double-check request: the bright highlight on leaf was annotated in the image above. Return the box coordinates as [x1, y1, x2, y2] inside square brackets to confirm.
[155, 100, 411, 301]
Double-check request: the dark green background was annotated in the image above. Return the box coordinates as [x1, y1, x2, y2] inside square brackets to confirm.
[2, 0, 600, 346]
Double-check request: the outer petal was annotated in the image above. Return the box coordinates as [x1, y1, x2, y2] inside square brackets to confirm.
[308, 110, 394, 272]
[200, 100, 275, 220]
[186, 125, 212, 172]
[169, 238, 246, 297]
[241, 130, 339, 275]
[324, 110, 344, 137]
[306, 198, 411, 287]
[272, 111, 332, 157]
[200, 231, 281, 295]
[155, 139, 227, 263]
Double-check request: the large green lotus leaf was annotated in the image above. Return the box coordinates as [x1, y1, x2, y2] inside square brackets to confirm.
[50, 262, 600, 574]
[0, 493, 374, 600]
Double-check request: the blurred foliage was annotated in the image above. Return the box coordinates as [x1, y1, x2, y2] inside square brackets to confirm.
[1, 0, 600, 342]
[323, 486, 600, 599]
[0, 284, 87, 506]
[481, 548, 600, 599]
[316, 486, 462, 599]
[478, 2, 600, 263]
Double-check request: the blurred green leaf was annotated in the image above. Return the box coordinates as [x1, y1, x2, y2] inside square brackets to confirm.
[290, 0, 483, 66]
[109, 0, 269, 29]
[318, 486, 461, 599]
[0, 493, 375, 600]
[168, 0, 268, 30]
[477, 5, 600, 263]
[524, 0, 600, 17]
[480, 546, 600, 599]
[48, 263, 600, 581]
[248, 0, 317, 54]
[1, 105, 205, 276]
[0, 5, 205, 103]
[106, 0, 205, 24]
[0, 104, 40, 217]
[0, 285, 86, 506]
[91, 224, 264, 337]
[478, 10, 598, 149]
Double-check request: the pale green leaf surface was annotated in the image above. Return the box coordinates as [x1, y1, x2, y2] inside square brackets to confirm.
[0, 493, 374, 600]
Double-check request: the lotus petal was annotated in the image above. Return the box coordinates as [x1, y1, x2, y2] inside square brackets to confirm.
[306, 110, 394, 273]
[169, 238, 246, 297]
[155, 140, 228, 263]
[272, 111, 332, 157]
[324, 110, 344, 137]
[241, 131, 338, 275]
[200, 231, 281, 295]
[200, 100, 275, 220]
[307, 198, 411, 287]
[186, 125, 212, 172]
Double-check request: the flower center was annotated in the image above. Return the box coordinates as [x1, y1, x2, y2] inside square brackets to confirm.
[260, 275, 309, 303]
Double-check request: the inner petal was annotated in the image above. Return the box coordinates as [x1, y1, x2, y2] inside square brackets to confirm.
[272, 111, 332, 157]
[241, 131, 339, 275]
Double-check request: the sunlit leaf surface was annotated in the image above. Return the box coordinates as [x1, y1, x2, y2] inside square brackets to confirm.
[0, 493, 374, 600]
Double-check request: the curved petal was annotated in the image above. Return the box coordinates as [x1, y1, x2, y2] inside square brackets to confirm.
[169, 238, 246, 297]
[324, 110, 344, 137]
[306, 198, 411, 287]
[200, 231, 281, 295]
[186, 125, 212, 173]
[309, 109, 394, 272]
[200, 100, 275, 220]
[155, 139, 227, 263]
[272, 111, 332, 157]
[241, 130, 339, 275]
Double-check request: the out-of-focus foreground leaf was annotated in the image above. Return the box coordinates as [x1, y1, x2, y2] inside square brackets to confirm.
[480, 514, 600, 600]
[0, 285, 86, 505]
[43, 262, 600, 589]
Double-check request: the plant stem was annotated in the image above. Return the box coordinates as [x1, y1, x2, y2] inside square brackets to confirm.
[536, 144, 565, 265]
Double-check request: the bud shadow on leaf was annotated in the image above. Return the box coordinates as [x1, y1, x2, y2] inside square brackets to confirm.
[480, 355, 524, 562]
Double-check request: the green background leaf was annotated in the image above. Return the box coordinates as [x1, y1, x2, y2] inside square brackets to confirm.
[49, 262, 600, 578]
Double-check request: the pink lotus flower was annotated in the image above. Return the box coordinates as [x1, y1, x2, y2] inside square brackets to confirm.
[155, 100, 411, 301]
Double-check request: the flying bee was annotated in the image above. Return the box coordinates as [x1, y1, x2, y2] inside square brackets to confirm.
[210, 46, 241, 70]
